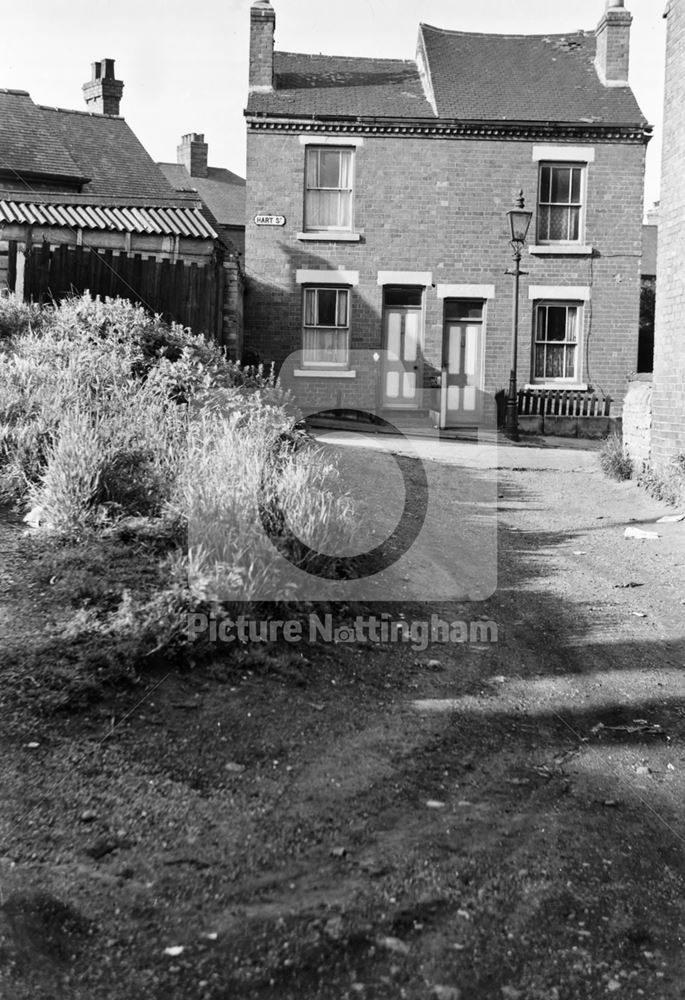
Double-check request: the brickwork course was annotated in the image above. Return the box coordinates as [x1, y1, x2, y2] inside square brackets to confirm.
[244, 1, 651, 419]
[651, 0, 685, 470]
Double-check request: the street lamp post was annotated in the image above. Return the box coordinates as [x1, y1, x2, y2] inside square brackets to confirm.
[504, 190, 533, 441]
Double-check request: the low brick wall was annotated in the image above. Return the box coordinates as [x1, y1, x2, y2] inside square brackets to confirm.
[622, 376, 652, 468]
[519, 414, 618, 438]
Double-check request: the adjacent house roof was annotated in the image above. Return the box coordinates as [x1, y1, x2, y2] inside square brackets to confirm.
[0, 90, 86, 184]
[246, 27, 647, 129]
[0, 86, 218, 239]
[158, 162, 246, 230]
[0, 89, 177, 201]
[40, 106, 177, 200]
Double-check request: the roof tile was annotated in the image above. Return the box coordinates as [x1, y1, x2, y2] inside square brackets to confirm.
[247, 52, 435, 119]
[0, 90, 85, 182]
[246, 26, 647, 129]
[420, 26, 646, 125]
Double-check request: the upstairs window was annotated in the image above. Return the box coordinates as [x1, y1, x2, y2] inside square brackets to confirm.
[302, 287, 349, 366]
[537, 163, 584, 243]
[534, 302, 581, 381]
[304, 147, 354, 231]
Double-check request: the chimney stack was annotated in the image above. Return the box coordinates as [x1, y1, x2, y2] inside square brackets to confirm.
[83, 59, 124, 115]
[595, 0, 633, 87]
[249, 0, 275, 93]
[178, 133, 209, 178]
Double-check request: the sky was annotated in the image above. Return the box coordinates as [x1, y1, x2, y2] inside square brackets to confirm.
[4, 0, 667, 212]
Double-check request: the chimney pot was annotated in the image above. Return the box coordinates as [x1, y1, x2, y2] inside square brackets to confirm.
[83, 58, 124, 115]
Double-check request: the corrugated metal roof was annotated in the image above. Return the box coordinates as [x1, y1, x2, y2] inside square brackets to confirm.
[0, 200, 217, 238]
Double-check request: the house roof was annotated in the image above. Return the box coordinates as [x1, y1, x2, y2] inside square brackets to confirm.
[247, 52, 435, 119]
[40, 106, 178, 200]
[246, 27, 647, 129]
[158, 163, 246, 229]
[419, 26, 646, 126]
[0, 89, 86, 183]
[0, 87, 185, 205]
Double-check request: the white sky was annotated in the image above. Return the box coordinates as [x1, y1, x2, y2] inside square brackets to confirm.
[4, 1, 666, 211]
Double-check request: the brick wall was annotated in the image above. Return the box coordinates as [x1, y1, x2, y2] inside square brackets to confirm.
[244, 130, 646, 412]
[222, 257, 244, 359]
[651, 0, 685, 471]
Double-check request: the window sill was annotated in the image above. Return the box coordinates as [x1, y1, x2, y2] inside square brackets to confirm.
[528, 245, 593, 256]
[294, 369, 357, 379]
[523, 383, 589, 391]
[296, 232, 363, 243]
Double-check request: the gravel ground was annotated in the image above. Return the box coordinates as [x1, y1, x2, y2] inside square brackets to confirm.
[1, 440, 684, 1000]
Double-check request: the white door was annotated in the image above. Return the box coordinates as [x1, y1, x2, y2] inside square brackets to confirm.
[441, 300, 485, 426]
[382, 287, 423, 408]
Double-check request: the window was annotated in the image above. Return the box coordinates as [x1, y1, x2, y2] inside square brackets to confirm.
[537, 163, 584, 243]
[534, 303, 580, 381]
[304, 147, 354, 231]
[302, 287, 349, 366]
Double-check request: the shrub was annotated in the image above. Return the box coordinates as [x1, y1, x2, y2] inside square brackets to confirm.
[0, 294, 42, 344]
[0, 294, 271, 508]
[173, 395, 356, 607]
[599, 433, 633, 481]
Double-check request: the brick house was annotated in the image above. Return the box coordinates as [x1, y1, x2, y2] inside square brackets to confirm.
[650, 0, 685, 472]
[243, 0, 650, 428]
[0, 60, 244, 354]
[158, 134, 246, 256]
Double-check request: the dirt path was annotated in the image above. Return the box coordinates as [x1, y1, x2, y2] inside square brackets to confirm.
[1, 445, 685, 999]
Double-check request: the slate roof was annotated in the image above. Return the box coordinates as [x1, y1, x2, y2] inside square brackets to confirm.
[246, 27, 647, 129]
[419, 26, 646, 126]
[0, 88, 183, 204]
[247, 52, 435, 119]
[158, 163, 246, 228]
[0, 90, 85, 183]
[41, 106, 177, 200]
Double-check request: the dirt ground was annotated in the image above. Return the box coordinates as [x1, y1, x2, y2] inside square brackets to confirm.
[1, 437, 685, 1000]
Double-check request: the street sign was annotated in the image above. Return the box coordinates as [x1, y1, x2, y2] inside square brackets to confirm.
[254, 214, 286, 227]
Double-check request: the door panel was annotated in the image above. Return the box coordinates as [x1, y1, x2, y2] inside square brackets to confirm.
[441, 301, 485, 426]
[382, 293, 423, 408]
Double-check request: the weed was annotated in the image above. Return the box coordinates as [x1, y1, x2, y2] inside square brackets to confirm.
[600, 433, 633, 481]
[638, 453, 685, 507]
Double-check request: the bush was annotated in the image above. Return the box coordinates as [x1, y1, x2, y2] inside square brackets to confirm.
[173, 392, 356, 607]
[0, 292, 359, 668]
[0, 294, 273, 508]
[599, 433, 633, 481]
[0, 294, 42, 344]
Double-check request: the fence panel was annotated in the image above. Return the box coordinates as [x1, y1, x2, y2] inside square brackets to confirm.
[20, 242, 223, 339]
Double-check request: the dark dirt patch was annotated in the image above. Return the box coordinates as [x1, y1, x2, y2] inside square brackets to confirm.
[1, 454, 685, 998]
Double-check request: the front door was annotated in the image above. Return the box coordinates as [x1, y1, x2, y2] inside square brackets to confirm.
[441, 300, 485, 427]
[382, 287, 423, 408]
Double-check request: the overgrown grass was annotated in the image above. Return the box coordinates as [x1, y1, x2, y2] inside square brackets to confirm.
[638, 453, 685, 507]
[599, 432, 633, 482]
[0, 293, 357, 685]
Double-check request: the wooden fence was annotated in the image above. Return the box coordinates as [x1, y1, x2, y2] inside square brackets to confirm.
[18, 242, 226, 340]
[518, 387, 612, 418]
